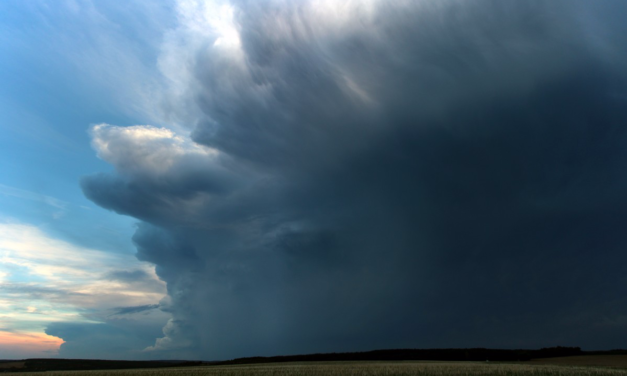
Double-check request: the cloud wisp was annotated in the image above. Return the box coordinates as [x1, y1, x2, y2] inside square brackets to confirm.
[0, 184, 69, 220]
[81, 0, 627, 360]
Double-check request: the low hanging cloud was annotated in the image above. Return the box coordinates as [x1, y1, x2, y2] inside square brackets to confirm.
[82, 0, 627, 360]
[0, 221, 168, 359]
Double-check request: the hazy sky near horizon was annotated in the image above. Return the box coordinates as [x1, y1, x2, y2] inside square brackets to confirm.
[2, 0, 627, 361]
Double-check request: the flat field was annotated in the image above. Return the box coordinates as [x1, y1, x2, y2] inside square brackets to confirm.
[8, 361, 627, 376]
[530, 356, 627, 368]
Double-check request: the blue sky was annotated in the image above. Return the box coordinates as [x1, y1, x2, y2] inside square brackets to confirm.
[0, 0, 174, 359]
[0, 0, 165, 253]
[2, 0, 627, 362]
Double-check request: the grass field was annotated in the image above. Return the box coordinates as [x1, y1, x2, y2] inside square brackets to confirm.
[531, 355, 627, 368]
[7, 361, 627, 376]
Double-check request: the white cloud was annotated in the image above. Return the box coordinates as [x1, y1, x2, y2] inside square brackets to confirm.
[91, 123, 218, 177]
[178, 0, 241, 48]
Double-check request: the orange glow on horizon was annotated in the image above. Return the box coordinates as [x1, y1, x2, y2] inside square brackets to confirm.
[0, 330, 64, 357]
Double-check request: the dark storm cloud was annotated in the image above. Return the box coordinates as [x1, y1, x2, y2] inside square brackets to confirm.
[111, 304, 160, 316]
[82, 0, 627, 359]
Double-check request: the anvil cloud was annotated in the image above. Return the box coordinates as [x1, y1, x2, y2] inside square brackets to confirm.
[80, 0, 627, 360]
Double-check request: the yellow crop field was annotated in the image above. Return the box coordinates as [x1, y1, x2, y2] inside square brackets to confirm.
[8, 361, 627, 376]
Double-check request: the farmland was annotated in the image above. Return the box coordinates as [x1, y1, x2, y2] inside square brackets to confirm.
[5, 361, 627, 376]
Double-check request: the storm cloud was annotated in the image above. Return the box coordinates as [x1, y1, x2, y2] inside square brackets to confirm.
[82, 0, 627, 360]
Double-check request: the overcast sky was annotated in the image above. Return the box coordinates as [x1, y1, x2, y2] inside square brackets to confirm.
[1, 0, 627, 361]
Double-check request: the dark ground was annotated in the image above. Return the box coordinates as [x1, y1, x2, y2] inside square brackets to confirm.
[3, 347, 627, 372]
